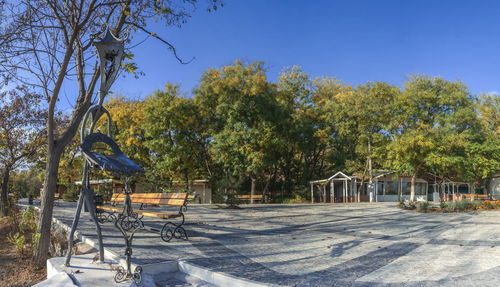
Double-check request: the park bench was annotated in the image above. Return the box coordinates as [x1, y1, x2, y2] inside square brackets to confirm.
[235, 194, 264, 203]
[463, 194, 490, 201]
[96, 192, 189, 242]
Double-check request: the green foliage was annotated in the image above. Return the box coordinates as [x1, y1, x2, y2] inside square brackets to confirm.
[20, 206, 37, 232]
[62, 184, 79, 202]
[7, 232, 25, 254]
[440, 201, 446, 209]
[26, 63, 497, 203]
[31, 232, 41, 252]
[442, 200, 481, 212]
[7, 207, 40, 255]
[416, 201, 430, 212]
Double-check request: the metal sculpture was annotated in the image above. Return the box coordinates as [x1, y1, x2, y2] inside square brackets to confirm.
[65, 27, 145, 284]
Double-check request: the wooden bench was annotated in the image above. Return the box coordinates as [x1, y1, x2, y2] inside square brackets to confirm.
[235, 194, 264, 203]
[97, 192, 189, 242]
[463, 194, 490, 201]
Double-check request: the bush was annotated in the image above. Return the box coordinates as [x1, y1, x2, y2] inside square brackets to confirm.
[441, 200, 481, 212]
[417, 201, 430, 212]
[7, 232, 26, 255]
[5, 207, 41, 257]
[20, 206, 37, 232]
[480, 200, 500, 210]
[440, 201, 446, 209]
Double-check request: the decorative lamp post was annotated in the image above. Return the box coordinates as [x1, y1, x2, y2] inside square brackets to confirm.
[94, 28, 125, 105]
[65, 27, 144, 284]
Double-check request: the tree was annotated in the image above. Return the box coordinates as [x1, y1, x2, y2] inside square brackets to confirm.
[0, 86, 44, 216]
[195, 61, 281, 202]
[326, 81, 399, 198]
[144, 84, 210, 189]
[457, 93, 500, 184]
[105, 96, 149, 166]
[0, 0, 221, 266]
[275, 67, 331, 198]
[385, 76, 478, 201]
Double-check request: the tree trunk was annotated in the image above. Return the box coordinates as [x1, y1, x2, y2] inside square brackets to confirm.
[0, 169, 10, 217]
[250, 176, 256, 204]
[410, 172, 417, 202]
[34, 148, 62, 267]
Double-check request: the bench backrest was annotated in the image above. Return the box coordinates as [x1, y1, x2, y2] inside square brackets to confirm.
[108, 192, 188, 206]
[235, 194, 263, 200]
[110, 193, 125, 203]
[131, 192, 188, 206]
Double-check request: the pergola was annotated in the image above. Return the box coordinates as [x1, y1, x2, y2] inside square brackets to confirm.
[309, 172, 360, 203]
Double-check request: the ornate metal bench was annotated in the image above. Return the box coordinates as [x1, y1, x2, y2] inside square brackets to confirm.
[97, 192, 189, 242]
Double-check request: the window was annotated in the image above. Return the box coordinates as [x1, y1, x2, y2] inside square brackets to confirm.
[386, 181, 399, 195]
[377, 182, 384, 195]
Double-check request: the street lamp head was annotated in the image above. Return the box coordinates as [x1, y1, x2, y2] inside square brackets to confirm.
[94, 28, 125, 102]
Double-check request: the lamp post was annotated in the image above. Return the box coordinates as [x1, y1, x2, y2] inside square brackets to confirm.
[65, 28, 144, 284]
[94, 28, 125, 105]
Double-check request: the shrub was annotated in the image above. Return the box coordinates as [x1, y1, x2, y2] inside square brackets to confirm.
[417, 201, 430, 212]
[398, 200, 416, 210]
[398, 200, 405, 208]
[480, 200, 500, 210]
[482, 201, 495, 209]
[439, 201, 446, 209]
[441, 200, 480, 212]
[7, 232, 26, 255]
[20, 206, 37, 232]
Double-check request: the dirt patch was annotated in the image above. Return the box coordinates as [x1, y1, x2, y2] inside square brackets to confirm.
[0, 216, 46, 287]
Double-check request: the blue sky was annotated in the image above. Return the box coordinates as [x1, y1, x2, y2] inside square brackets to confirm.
[109, 0, 500, 100]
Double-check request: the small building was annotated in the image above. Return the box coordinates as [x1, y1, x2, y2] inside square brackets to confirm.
[170, 180, 212, 204]
[310, 171, 471, 203]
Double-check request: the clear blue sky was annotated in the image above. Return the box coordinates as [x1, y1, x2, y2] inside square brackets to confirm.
[111, 0, 500, 100]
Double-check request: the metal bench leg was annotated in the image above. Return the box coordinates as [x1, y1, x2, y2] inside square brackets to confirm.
[160, 214, 188, 242]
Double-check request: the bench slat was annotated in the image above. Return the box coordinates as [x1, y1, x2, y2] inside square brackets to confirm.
[98, 206, 122, 212]
[235, 195, 263, 200]
[136, 210, 181, 219]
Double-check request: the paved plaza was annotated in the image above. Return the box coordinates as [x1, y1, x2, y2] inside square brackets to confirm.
[43, 201, 500, 286]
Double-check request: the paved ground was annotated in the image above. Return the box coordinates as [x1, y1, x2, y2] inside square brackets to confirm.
[33, 200, 500, 286]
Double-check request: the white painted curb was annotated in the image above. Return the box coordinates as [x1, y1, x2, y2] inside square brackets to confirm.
[178, 260, 283, 287]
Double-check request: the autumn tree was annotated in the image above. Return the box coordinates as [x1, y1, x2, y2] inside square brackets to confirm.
[195, 61, 281, 202]
[144, 84, 211, 189]
[0, 86, 44, 216]
[274, 67, 332, 198]
[0, 0, 221, 266]
[458, 94, 500, 184]
[385, 76, 478, 201]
